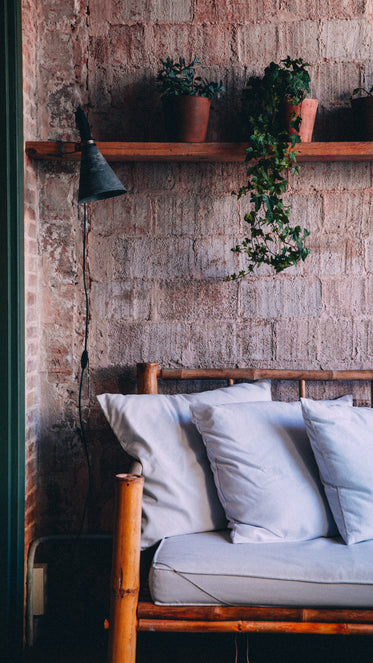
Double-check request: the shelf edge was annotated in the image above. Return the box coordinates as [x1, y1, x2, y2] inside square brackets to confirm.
[25, 141, 373, 163]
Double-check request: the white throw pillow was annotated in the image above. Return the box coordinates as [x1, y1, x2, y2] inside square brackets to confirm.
[301, 398, 373, 545]
[191, 397, 352, 544]
[97, 380, 271, 548]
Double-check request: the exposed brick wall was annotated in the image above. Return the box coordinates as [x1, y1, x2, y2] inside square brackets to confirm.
[23, 0, 40, 554]
[24, 0, 373, 535]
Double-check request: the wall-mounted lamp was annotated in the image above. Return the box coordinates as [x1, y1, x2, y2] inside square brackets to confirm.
[75, 107, 126, 530]
[76, 107, 126, 203]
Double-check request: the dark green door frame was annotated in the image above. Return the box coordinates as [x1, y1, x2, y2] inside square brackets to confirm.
[0, 0, 25, 661]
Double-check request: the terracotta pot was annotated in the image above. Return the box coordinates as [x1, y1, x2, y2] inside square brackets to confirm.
[351, 96, 373, 140]
[281, 98, 318, 143]
[162, 95, 211, 142]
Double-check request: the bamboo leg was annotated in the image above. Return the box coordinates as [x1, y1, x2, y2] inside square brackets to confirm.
[137, 362, 158, 394]
[108, 473, 144, 663]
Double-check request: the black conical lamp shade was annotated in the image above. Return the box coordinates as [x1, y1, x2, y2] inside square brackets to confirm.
[75, 107, 127, 204]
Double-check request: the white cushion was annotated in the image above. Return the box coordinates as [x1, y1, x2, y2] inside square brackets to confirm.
[97, 380, 271, 548]
[191, 397, 352, 544]
[150, 530, 373, 607]
[301, 399, 373, 545]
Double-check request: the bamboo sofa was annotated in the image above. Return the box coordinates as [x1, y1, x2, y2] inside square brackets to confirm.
[104, 363, 373, 663]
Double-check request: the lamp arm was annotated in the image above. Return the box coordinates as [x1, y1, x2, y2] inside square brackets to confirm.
[75, 107, 93, 143]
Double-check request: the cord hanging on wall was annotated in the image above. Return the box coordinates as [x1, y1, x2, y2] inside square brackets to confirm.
[75, 107, 127, 530]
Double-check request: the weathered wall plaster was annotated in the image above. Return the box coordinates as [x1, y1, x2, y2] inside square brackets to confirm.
[23, 1, 373, 538]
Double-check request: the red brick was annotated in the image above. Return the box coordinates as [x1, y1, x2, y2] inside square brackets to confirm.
[293, 161, 371, 191]
[236, 320, 274, 363]
[106, 24, 147, 69]
[278, 20, 320, 63]
[91, 280, 152, 321]
[317, 319, 355, 367]
[193, 236, 245, 278]
[323, 191, 373, 235]
[277, 0, 365, 20]
[154, 280, 239, 321]
[322, 276, 368, 315]
[195, 0, 278, 23]
[274, 319, 319, 365]
[320, 19, 373, 60]
[311, 61, 361, 109]
[237, 23, 278, 66]
[240, 276, 322, 319]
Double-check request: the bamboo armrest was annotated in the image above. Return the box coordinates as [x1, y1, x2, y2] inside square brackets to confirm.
[108, 474, 144, 663]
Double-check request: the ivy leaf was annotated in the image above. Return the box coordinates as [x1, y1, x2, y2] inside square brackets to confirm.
[228, 57, 311, 280]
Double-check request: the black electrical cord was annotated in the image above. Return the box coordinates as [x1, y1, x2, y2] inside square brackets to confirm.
[77, 202, 92, 536]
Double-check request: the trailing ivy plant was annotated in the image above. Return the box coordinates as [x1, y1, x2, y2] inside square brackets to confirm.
[157, 56, 224, 99]
[227, 57, 312, 279]
[352, 85, 373, 98]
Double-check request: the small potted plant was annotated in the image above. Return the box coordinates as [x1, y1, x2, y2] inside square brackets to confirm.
[277, 56, 317, 143]
[351, 85, 373, 140]
[227, 57, 314, 279]
[244, 57, 317, 143]
[157, 56, 224, 142]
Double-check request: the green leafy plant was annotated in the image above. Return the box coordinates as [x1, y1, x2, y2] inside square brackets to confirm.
[227, 57, 312, 279]
[352, 85, 373, 98]
[157, 56, 224, 99]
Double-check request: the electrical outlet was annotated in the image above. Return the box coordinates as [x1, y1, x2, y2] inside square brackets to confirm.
[33, 563, 47, 616]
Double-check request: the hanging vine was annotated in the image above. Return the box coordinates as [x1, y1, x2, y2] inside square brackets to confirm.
[227, 58, 312, 279]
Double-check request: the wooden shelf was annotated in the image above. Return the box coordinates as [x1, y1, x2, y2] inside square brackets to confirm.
[25, 141, 373, 163]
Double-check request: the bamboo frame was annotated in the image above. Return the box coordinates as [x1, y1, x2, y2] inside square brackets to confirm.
[107, 363, 373, 662]
[108, 474, 144, 663]
[137, 619, 373, 635]
[156, 367, 373, 382]
[137, 602, 373, 624]
[137, 361, 158, 394]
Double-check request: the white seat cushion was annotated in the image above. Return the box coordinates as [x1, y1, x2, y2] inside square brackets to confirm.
[150, 530, 373, 607]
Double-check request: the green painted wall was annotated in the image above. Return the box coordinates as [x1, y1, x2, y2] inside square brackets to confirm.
[0, 0, 25, 660]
